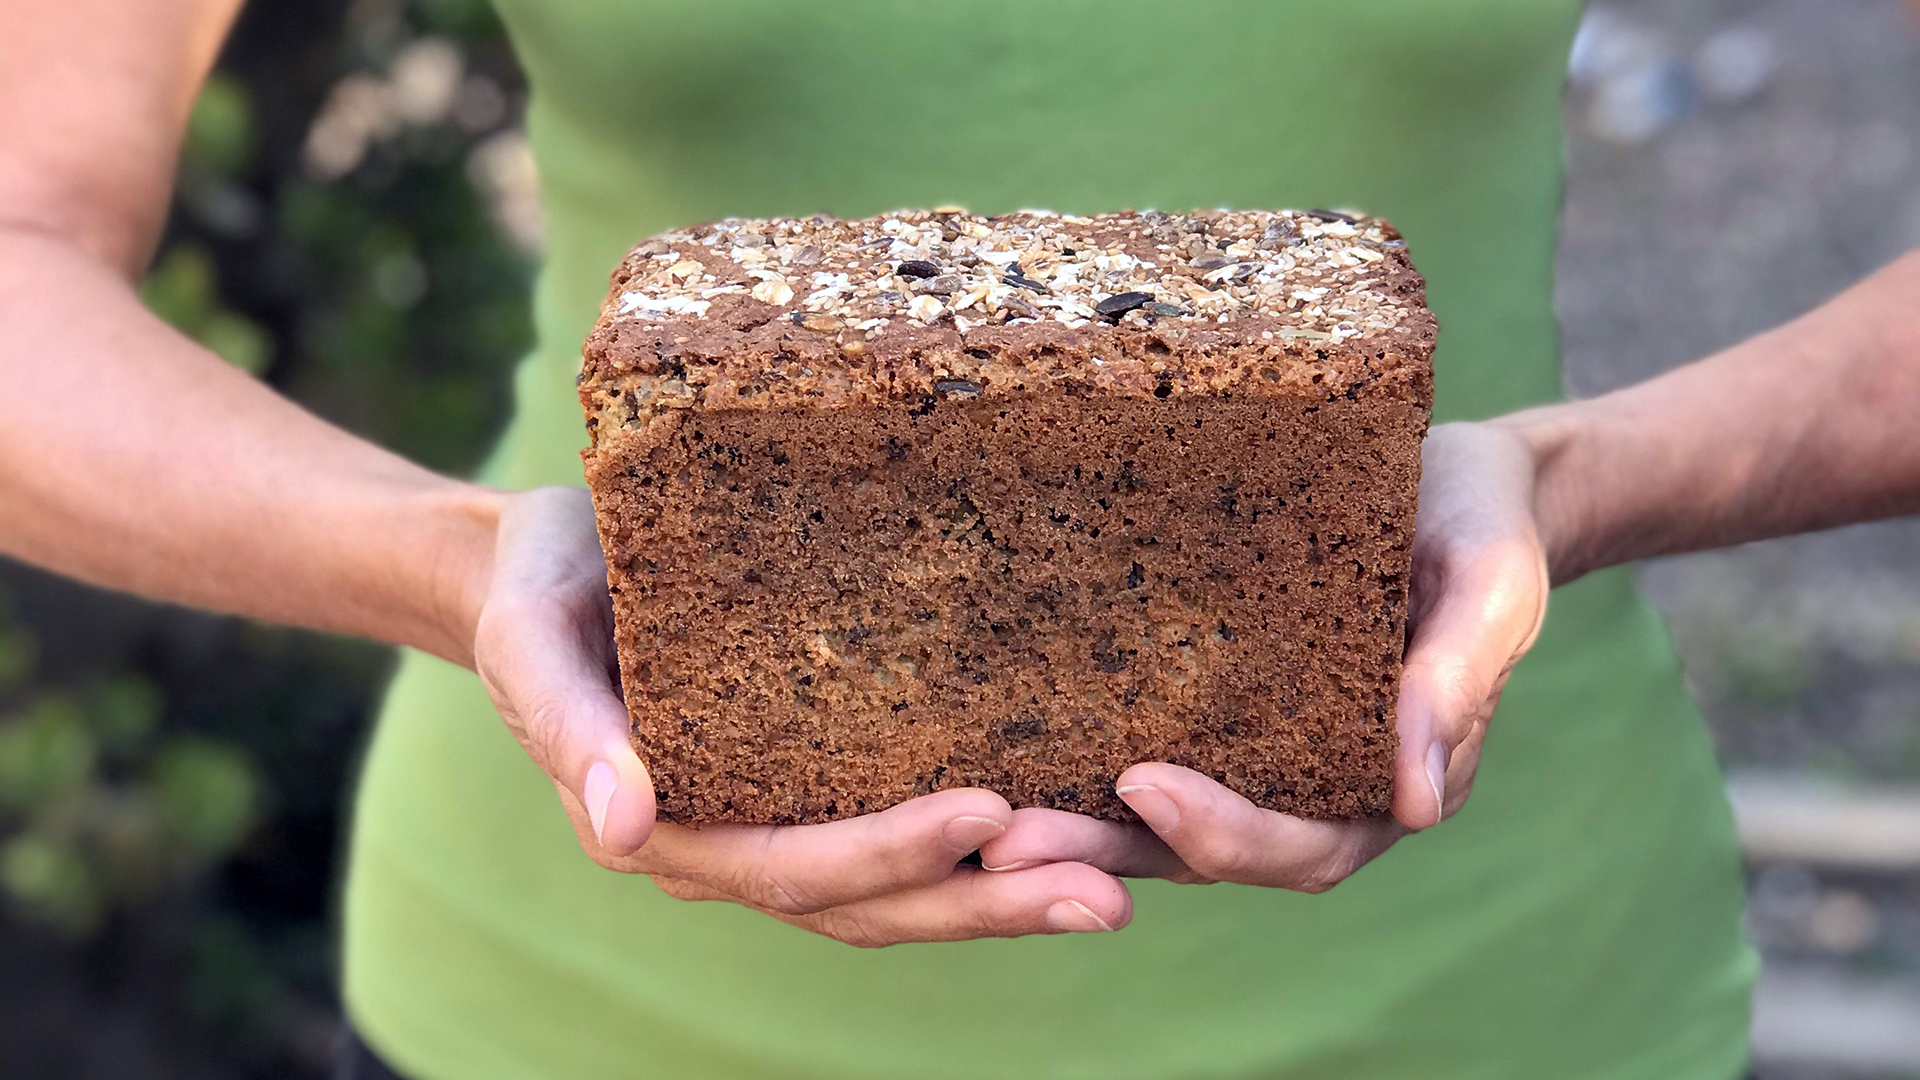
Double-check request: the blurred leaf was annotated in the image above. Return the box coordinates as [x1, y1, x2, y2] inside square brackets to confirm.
[155, 739, 258, 860]
[89, 785, 170, 898]
[139, 244, 272, 373]
[186, 914, 286, 1034]
[199, 312, 274, 374]
[139, 244, 219, 333]
[412, 0, 505, 36]
[86, 675, 163, 754]
[184, 72, 256, 175]
[0, 623, 39, 692]
[0, 832, 104, 937]
[0, 694, 98, 810]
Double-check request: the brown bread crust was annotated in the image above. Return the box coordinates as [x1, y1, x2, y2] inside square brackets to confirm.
[580, 209, 1434, 823]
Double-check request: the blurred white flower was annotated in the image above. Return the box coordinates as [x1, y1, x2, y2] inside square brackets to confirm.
[1696, 26, 1778, 104]
[467, 131, 545, 255]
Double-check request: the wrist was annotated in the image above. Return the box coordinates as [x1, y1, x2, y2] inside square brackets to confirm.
[401, 481, 509, 667]
[1485, 405, 1604, 586]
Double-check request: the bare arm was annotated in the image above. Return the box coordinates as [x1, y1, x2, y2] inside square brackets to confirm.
[0, 0, 1127, 946]
[0, 0, 500, 665]
[987, 249, 1920, 886]
[1508, 250, 1920, 583]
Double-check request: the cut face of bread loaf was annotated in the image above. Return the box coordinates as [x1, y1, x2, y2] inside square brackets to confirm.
[579, 208, 1434, 824]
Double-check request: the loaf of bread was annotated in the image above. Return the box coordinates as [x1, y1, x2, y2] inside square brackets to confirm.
[579, 208, 1434, 824]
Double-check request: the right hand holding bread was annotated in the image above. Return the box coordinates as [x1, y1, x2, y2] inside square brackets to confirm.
[977, 422, 1551, 890]
[470, 487, 1131, 945]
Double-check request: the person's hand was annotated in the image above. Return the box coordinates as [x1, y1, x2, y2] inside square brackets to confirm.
[467, 487, 1131, 945]
[977, 421, 1552, 890]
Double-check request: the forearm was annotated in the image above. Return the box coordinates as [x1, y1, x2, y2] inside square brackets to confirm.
[1499, 249, 1920, 584]
[0, 226, 502, 665]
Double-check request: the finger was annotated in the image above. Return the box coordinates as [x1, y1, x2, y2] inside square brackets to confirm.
[1115, 763, 1404, 891]
[1394, 537, 1545, 830]
[478, 489, 655, 857]
[636, 788, 1014, 916]
[980, 807, 1195, 881]
[659, 863, 1132, 946]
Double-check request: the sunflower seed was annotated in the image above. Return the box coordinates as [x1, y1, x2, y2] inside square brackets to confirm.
[1094, 291, 1152, 320]
[1003, 266, 1051, 293]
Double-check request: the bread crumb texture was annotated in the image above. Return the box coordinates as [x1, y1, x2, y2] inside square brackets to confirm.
[580, 208, 1434, 824]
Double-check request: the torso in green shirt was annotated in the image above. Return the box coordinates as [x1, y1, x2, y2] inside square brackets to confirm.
[342, 2, 1757, 1076]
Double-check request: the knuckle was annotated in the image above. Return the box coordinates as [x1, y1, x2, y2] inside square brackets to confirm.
[1184, 835, 1254, 882]
[515, 696, 574, 771]
[811, 909, 892, 949]
[1294, 858, 1356, 895]
[1293, 832, 1386, 893]
[751, 871, 823, 917]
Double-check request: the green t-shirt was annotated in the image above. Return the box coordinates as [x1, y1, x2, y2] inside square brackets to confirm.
[342, 2, 1757, 1076]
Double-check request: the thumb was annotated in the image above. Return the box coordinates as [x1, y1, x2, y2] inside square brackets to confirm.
[477, 488, 658, 858]
[1392, 538, 1546, 831]
[483, 607, 657, 856]
[525, 643, 657, 858]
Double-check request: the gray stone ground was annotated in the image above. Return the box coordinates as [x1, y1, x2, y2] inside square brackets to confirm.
[1557, 2, 1920, 1074]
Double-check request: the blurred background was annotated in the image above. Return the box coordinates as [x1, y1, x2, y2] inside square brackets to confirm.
[0, 0, 1916, 1076]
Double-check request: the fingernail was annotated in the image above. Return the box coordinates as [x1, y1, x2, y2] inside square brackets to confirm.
[1046, 899, 1114, 933]
[1425, 742, 1448, 816]
[942, 815, 1006, 854]
[980, 857, 1040, 873]
[584, 761, 618, 845]
[1116, 784, 1180, 833]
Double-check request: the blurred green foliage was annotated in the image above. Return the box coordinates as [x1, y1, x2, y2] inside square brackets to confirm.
[0, 0, 532, 1074]
[141, 244, 275, 374]
[0, 590, 254, 939]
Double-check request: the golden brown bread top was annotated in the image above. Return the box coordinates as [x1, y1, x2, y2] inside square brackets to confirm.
[580, 209, 1435, 430]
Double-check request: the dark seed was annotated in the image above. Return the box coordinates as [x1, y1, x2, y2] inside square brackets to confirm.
[1147, 301, 1187, 317]
[1094, 291, 1153, 319]
[934, 378, 983, 397]
[1061, 247, 1077, 256]
[1003, 266, 1051, 293]
[1306, 208, 1358, 223]
[1000, 718, 1047, 742]
[896, 259, 941, 278]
